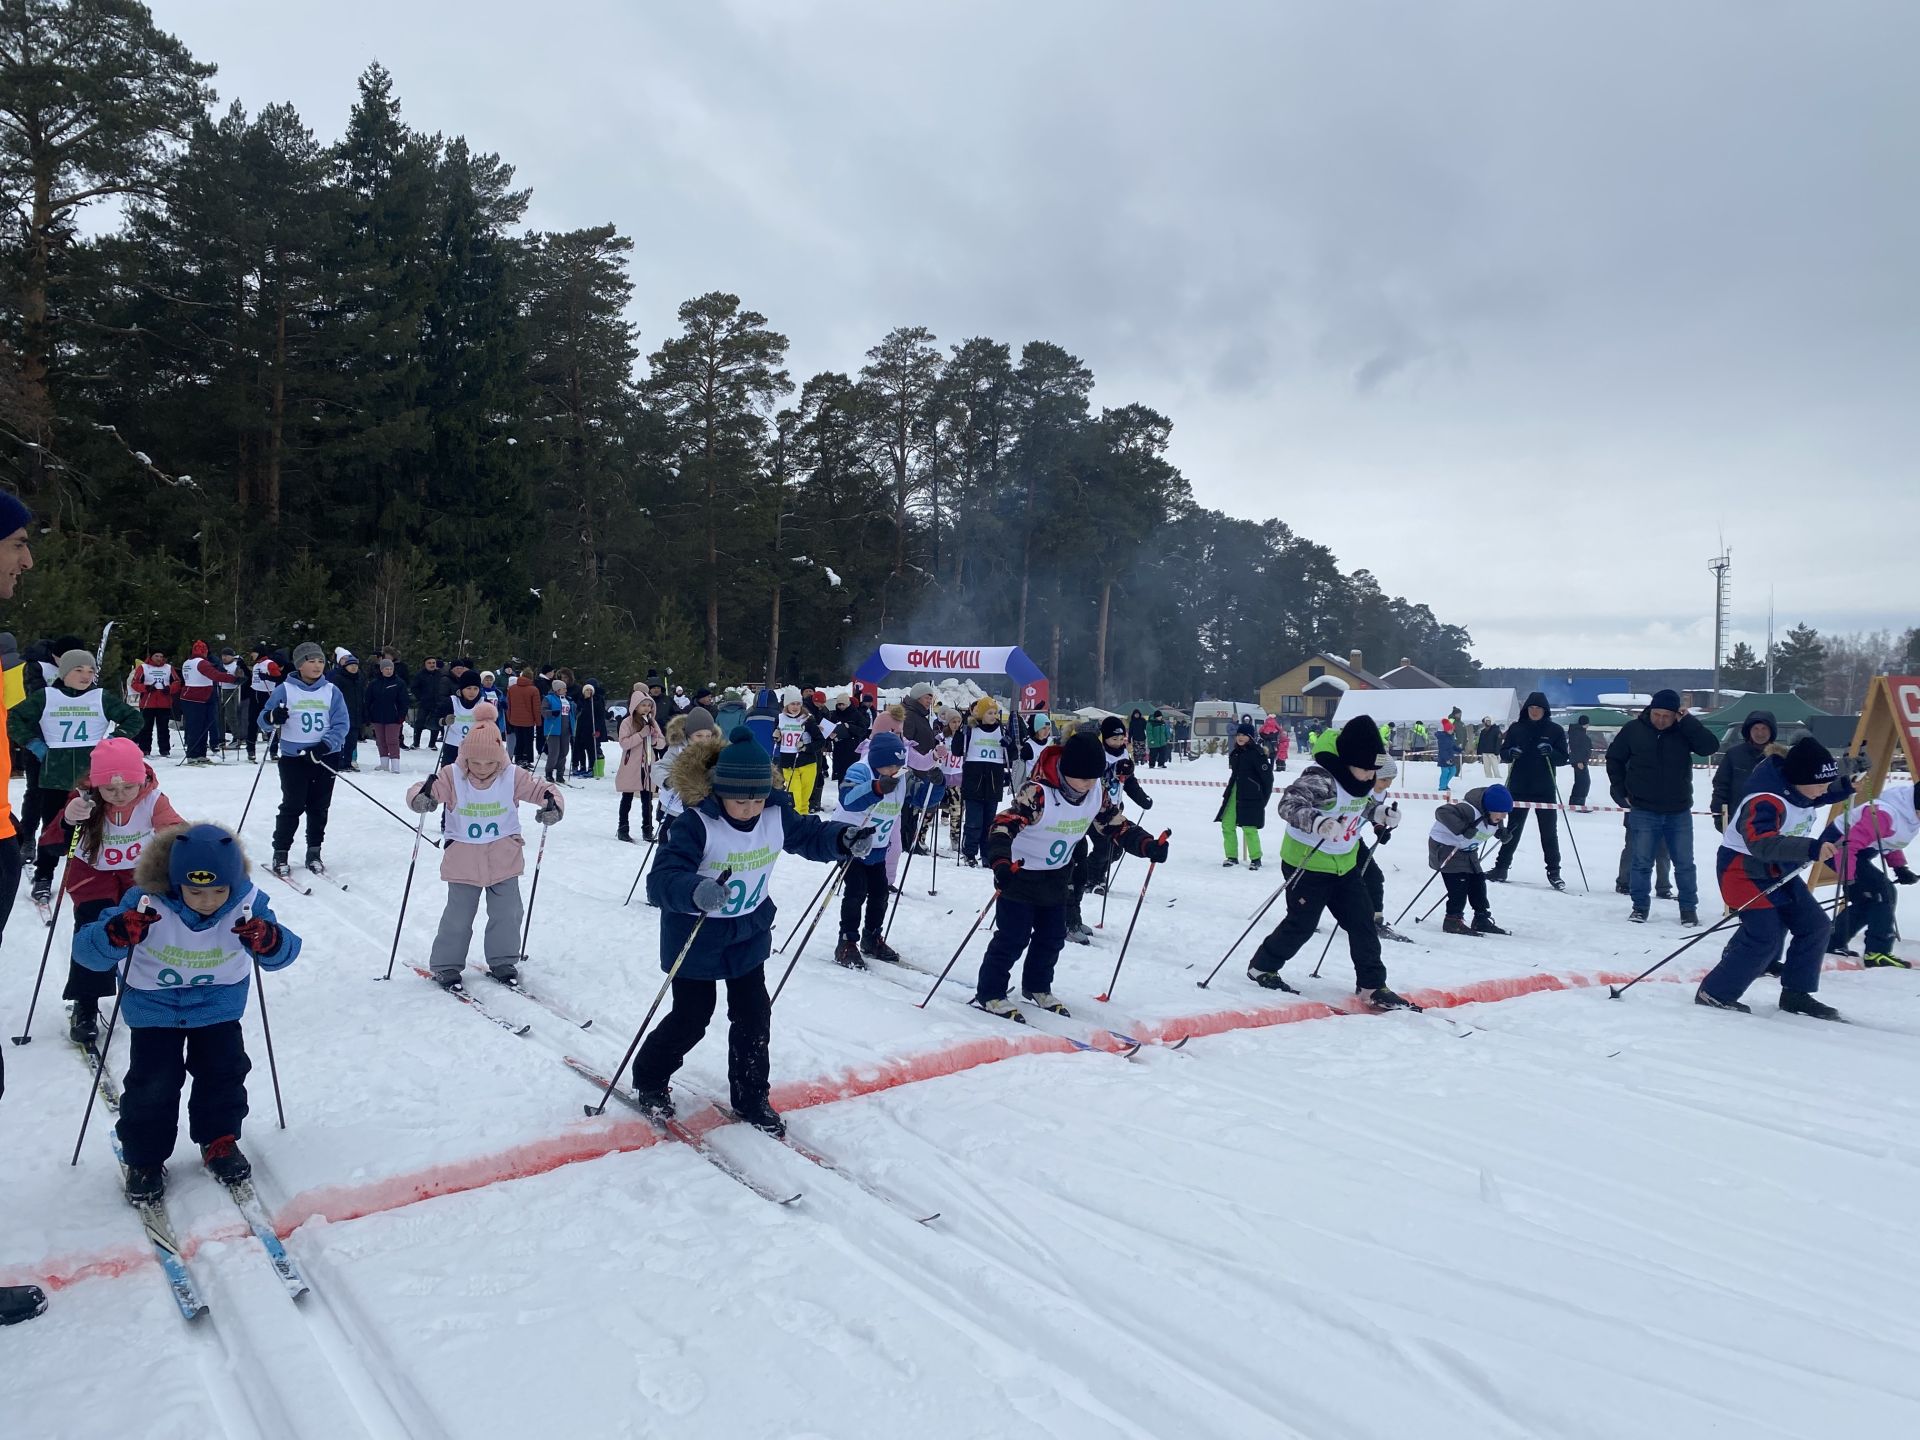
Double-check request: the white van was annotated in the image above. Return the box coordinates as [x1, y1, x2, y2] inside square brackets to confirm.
[1191, 700, 1266, 744]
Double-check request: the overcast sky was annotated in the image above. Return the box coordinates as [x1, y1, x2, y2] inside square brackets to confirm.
[155, 0, 1918, 667]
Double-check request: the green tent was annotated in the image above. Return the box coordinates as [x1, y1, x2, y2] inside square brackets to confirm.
[1696, 692, 1829, 742]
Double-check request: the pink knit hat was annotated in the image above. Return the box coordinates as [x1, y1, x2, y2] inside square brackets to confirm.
[870, 711, 902, 737]
[90, 737, 147, 788]
[458, 701, 508, 766]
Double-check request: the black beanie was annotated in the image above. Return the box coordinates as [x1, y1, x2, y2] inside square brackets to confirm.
[1060, 731, 1106, 782]
[712, 726, 775, 798]
[1782, 737, 1836, 787]
[1650, 688, 1682, 712]
[1099, 716, 1127, 741]
[1335, 714, 1384, 771]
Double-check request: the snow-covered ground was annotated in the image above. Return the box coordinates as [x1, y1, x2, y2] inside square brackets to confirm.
[4, 749, 1918, 1439]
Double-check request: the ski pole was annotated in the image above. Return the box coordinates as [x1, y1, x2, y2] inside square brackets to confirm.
[778, 862, 837, 951]
[1417, 889, 1449, 924]
[624, 830, 661, 907]
[517, 794, 556, 962]
[771, 859, 852, 1004]
[883, 777, 936, 941]
[381, 761, 443, 982]
[235, 724, 281, 834]
[1096, 833, 1168, 1002]
[1608, 869, 1803, 998]
[918, 869, 1011, 1008]
[251, 958, 287, 1129]
[1392, 870, 1442, 927]
[1548, 769, 1591, 892]
[1308, 926, 1336, 979]
[587, 869, 729, 1117]
[71, 903, 150, 1166]
[310, 751, 442, 845]
[1097, 845, 1126, 929]
[11, 829, 81, 1045]
[926, 789, 942, 897]
[1198, 838, 1326, 988]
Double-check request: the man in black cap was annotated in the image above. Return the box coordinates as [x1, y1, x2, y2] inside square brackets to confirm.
[1605, 688, 1719, 924]
[1247, 714, 1416, 1011]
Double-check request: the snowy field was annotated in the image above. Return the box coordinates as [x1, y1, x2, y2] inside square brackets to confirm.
[3, 748, 1918, 1439]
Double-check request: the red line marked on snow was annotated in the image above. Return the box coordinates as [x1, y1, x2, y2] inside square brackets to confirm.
[0, 957, 1866, 1295]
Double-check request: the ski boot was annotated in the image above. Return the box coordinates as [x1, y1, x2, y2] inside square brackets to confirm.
[860, 932, 902, 966]
[270, 850, 292, 879]
[1471, 913, 1511, 936]
[733, 1096, 786, 1137]
[1826, 939, 1859, 958]
[487, 960, 521, 985]
[0, 1283, 48, 1326]
[123, 1163, 168, 1207]
[630, 1083, 675, 1122]
[833, 937, 869, 970]
[1779, 990, 1843, 1022]
[68, 999, 100, 1048]
[1679, 908, 1700, 927]
[972, 996, 1027, 1024]
[1488, 867, 1510, 884]
[304, 847, 325, 875]
[433, 969, 465, 992]
[1694, 987, 1750, 1014]
[1020, 989, 1071, 1017]
[29, 877, 51, 907]
[1247, 965, 1298, 993]
[1065, 923, 1093, 946]
[1248, 858, 1262, 872]
[1547, 875, 1567, 892]
[201, 1135, 252, 1186]
[1442, 914, 1481, 937]
[1363, 986, 1422, 1012]
[1863, 952, 1912, 969]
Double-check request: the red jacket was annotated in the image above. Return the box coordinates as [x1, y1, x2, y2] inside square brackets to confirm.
[131, 660, 182, 711]
[178, 640, 239, 702]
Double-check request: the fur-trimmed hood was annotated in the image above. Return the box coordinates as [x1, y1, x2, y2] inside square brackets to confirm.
[667, 732, 788, 808]
[133, 822, 253, 894]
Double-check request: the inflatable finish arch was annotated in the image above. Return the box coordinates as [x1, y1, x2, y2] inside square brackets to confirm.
[849, 645, 1050, 711]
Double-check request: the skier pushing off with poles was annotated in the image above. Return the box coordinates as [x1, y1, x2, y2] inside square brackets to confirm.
[974, 730, 1168, 1023]
[828, 731, 910, 970]
[634, 727, 876, 1136]
[72, 823, 301, 1203]
[406, 703, 564, 991]
[1697, 738, 1854, 1019]
[260, 641, 350, 879]
[1245, 714, 1420, 1011]
[1428, 784, 1514, 937]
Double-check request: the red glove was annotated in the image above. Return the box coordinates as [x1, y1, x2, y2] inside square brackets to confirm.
[104, 908, 157, 949]
[232, 917, 282, 957]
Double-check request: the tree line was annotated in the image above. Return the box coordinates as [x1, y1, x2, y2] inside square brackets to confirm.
[1722, 626, 1920, 715]
[1, 2, 1478, 703]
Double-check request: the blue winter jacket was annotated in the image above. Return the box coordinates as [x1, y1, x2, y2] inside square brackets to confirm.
[265, 674, 351, 757]
[745, 689, 779, 757]
[1437, 727, 1461, 766]
[73, 886, 299, 1029]
[834, 761, 901, 867]
[645, 791, 852, 979]
[542, 692, 574, 738]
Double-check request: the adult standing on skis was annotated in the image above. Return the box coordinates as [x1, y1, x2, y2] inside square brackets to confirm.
[0, 489, 43, 1327]
[1492, 692, 1569, 889]
[1605, 688, 1718, 925]
[1245, 714, 1416, 1010]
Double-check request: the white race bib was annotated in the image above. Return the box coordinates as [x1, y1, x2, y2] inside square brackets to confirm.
[693, 807, 786, 917]
[1009, 780, 1100, 871]
[445, 767, 523, 845]
[84, 792, 160, 872]
[777, 712, 809, 756]
[285, 681, 337, 741]
[39, 689, 108, 750]
[124, 888, 258, 992]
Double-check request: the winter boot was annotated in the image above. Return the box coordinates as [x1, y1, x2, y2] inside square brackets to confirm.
[1779, 989, 1844, 1022]
[68, 998, 100, 1048]
[1065, 923, 1093, 946]
[834, 937, 869, 970]
[1471, 913, 1511, 936]
[1221, 857, 1239, 868]
[123, 1163, 168, 1207]
[1247, 965, 1298, 993]
[1547, 874, 1567, 892]
[1826, 939, 1859, 958]
[1373, 914, 1408, 941]
[1248, 858, 1262, 872]
[29, 877, 51, 907]
[1443, 914, 1481, 937]
[270, 850, 292, 879]
[1863, 951, 1912, 968]
[1680, 908, 1700, 927]
[0, 1283, 48, 1326]
[733, 1096, 786, 1137]
[860, 933, 902, 966]
[200, 1135, 252, 1186]
[1694, 987, 1750, 1014]
[1488, 866, 1509, 884]
[1363, 986, 1422, 1012]
[617, 824, 632, 843]
[972, 996, 1027, 1024]
[1615, 880, 1630, 896]
[304, 847, 325, 875]
[1628, 908, 1648, 923]
[1656, 886, 1675, 901]
[1020, 989, 1070, 1016]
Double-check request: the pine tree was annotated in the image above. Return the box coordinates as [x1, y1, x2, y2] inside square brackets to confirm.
[858, 325, 941, 631]
[1770, 623, 1826, 697]
[1721, 640, 1764, 691]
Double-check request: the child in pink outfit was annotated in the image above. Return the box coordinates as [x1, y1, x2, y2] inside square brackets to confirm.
[406, 702, 564, 989]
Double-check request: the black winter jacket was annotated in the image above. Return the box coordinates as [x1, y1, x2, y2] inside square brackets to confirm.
[1568, 722, 1593, 765]
[1476, 723, 1502, 756]
[1215, 739, 1273, 829]
[1499, 692, 1569, 802]
[364, 675, 411, 726]
[1604, 709, 1718, 813]
[1710, 710, 1777, 823]
[959, 721, 1011, 802]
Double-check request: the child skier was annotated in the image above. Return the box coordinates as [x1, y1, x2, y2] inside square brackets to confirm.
[72, 822, 300, 1202]
[261, 641, 350, 878]
[974, 730, 1168, 1022]
[541, 677, 574, 785]
[1066, 716, 1155, 942]
[407, 703, 563, 990]
[958, 699, 1010, 867]
[829, 731, 910, 968]
[9, 648, 141, 908]
[130, 649, 181, 757]
[1830, 781, 1917, 967]
[44, 738, 187, 1046]
[1218, 721, 1273, 870]
[1698, 737, 1852, 1018]
[615, 686, 667, 842]
[637, 727, 876, 1133]
[1246, 714, 1417, 1010]
[771, 686, 827, 815]
[1428, 783, 1514, 936]
[437, 669, 488, 768]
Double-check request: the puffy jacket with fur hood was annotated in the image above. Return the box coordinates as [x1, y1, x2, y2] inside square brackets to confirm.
[72, 826, 299, 1029]
[644, 733, 853, 980]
